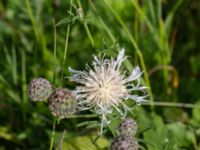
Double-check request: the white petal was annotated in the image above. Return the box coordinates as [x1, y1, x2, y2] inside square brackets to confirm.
[93, 55, 101, 65]
[116, 48, 125, 63]
[68, 67, 84, 75]
[127, 66, 142, 82]
[114, 48, 126, 69]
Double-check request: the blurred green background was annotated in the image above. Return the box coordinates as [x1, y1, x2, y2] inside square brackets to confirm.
[0, 0, 200, 149]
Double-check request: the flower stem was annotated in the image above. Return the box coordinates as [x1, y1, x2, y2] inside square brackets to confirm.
[88, 0, 116, 43]
[142, 101, 200, 108]
[77, 0, 95, 47]
[49, 118, 57, 150]
[83, 22, 95, 47]
[25, 0, 39, 42]
[53, 19, 57, 85]
[67, 114, 98, 118]
[60, 0, 73, 84]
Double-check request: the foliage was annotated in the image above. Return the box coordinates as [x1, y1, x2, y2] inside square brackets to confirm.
[0, 0, 200, 149]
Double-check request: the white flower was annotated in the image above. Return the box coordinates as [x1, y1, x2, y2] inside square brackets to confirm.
[68, 48, 147, 133]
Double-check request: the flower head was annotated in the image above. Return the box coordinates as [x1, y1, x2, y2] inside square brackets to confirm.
[111, 135, 139, 150]
[48, 88, 76, 119]
[68, 48, 147, 132]
[28, 77, 53, 102]
[118, 117, 137, 136]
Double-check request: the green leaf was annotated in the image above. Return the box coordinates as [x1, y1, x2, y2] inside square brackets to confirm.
[143, 114, 168, 150]
[62, 135, 109, 150]
[56, 18, 72, 27]
[0, 126, 15, 141]
[164, 0, 183, 39]
[77, 121, 98, 128]
[191, 100, 200, 126]
[56, 16, 78, 27]
[167, 122, 193, 148]
[136, 108, 175, 150]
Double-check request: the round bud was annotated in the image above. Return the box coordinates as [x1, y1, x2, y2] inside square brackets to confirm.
[111, 135, 139, 150]
[118, 118, 137, 136]
[28, 77, 53, 102]
[48, 88, 76, 119]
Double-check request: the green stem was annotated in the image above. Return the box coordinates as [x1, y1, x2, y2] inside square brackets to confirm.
[104, 0, 154, 110]
[67, 114, 98, 118]
[25, 0, 39, 42]
[49, 119, 57, 150]
[60, 0, 72, 84]
[133, 0, 139, 66]
[53, 19, 57, 85]
[142, 101, 200, 109]
[131, 0, 154, 33]
[77, 0, 95, 47]
[12, 46, 17, 85]
[88, 0, 115, 43]
[21, 50, 27, 120]
[60, 25, 70, 83]
[83, 22, 95, 47]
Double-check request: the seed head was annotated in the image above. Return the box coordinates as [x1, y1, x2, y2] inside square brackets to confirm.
[111, 135, 139, 150]
[119, 118, 137, 136]
[28, 77, 53, 102]
[48, 88, 76, 119]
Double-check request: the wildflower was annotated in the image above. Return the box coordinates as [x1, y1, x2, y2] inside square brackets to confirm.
[48, 88, 76, 119]
[118, 117, 137, 136]
[28, 77, 53, 102]
[68, 48, 147, 133]
[111, 135, 139, 150]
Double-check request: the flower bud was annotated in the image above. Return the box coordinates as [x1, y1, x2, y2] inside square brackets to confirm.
[118, 118, 137, 136]
[48, 88, 76, 119]
[28, 77, 53, 102]
[76, 7, 84, 21]
[111, 135, 139, 150]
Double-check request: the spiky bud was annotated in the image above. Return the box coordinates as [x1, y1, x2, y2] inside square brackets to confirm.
[48, 88, 76, 119]
[28, 77, 53, 102]
[111, 135, 139, 150]
[118, 118, 137, 136]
